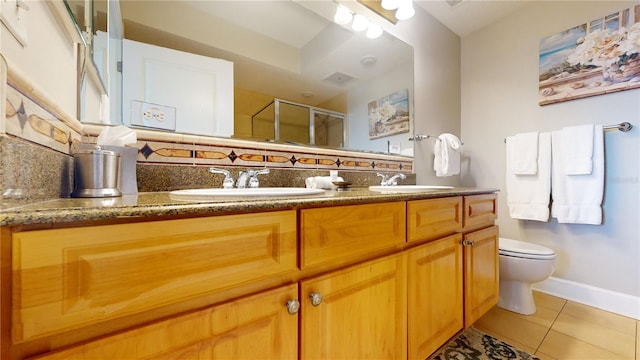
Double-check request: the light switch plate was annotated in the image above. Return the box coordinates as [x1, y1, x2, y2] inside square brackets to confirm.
[0, 0, 29, 46]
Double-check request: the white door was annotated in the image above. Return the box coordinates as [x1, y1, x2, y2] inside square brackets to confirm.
[122, 39, 234, 136]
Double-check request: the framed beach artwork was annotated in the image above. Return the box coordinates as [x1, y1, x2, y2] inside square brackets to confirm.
[368, 88, 410, 139]
[539, 5, 640, 106]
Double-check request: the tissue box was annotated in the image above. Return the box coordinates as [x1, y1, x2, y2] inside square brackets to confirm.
[101, 145, 138, 195]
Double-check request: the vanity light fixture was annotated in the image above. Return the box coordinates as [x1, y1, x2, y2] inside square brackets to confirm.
[334, 4, 353, 25]
[366, 23, 383, 39]
[351, 14, 369, 32]
[380, 0, 400, 10]
[394, 0, 415, 20]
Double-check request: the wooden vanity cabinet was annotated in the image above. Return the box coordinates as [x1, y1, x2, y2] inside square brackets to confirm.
[5, 192, 498, 360]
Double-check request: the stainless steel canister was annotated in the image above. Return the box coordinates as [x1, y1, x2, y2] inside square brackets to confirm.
[71, 149, 122, 198]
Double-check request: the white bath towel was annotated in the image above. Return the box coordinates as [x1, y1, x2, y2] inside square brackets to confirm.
[551, 125, 604, 225]
[509, 131, 539, 175]
[562, 124, 595, 175]
[505, 132, 551, 222]
[434, 133, 462, 177]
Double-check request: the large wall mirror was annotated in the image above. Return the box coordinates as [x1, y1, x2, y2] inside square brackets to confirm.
[71, 0, 415, 156]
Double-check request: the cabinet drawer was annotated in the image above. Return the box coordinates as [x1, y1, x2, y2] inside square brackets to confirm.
[463, 194, 498, 230]
[408, 197, 462, 243]
[12, 211, 297, 342]
[300, 202, 405, 269]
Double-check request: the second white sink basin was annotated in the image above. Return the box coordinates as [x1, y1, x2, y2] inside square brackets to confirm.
[369, 185, 454, 193]
[170, 187, 325, 200]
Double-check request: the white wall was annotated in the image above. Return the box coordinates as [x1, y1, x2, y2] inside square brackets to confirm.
[461, 1, 640, 316]
[374, 4, 462, 185]
[0, 1, 78, 120]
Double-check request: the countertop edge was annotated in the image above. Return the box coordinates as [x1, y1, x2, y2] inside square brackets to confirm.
[1, 188, 499, 227]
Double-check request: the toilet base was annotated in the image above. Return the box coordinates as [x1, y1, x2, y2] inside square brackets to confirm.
[497, 279, 537, 315]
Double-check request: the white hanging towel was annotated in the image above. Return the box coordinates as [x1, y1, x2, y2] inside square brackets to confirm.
[562, 124, 595, 175]
[433, 133, 462, 177]
[505, 132, 551, 221]
[509, 131, 539, 175]
[551, 125, 604, 225]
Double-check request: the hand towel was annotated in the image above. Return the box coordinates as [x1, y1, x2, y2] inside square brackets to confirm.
[509, 131, 539, 175]
[305, 176, 344, 190]
[434, 133, 462, 177]
[505, 132, 551, 221]
[562, 124, 595, 175]
[551, 125, 604, 225]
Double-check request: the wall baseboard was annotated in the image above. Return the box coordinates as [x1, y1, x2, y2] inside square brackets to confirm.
[532, 277, 640, 320]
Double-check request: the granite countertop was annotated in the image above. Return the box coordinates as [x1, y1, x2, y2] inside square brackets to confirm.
[0, 187, 498, 227]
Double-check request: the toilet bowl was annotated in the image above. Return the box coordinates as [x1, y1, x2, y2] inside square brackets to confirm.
[498, 237, 556, 315]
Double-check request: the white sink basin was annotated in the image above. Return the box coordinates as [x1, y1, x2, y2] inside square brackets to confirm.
[169, 187, 325, 200]
[368, 185, 454, 193]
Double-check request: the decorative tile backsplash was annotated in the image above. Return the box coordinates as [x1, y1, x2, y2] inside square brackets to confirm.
[1, 66, 414, 201]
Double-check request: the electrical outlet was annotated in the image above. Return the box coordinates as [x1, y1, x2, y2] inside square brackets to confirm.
[0, 0, 29, 46]
[131, 100, 176, 131]
[389, 143, 401, 154]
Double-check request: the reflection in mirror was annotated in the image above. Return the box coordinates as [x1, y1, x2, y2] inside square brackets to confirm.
[250, 99, 345, 147]
[83, 0, 414, 156]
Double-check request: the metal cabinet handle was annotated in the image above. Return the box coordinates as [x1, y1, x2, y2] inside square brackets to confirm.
[462, 240, 476, 247]
[309, 292, 323, 306]
[286, 299, 300, 315]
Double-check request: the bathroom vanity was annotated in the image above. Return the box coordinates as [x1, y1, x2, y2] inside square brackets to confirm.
[1, 188, 498, 360]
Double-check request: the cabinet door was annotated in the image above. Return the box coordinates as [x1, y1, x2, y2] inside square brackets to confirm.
[300, 253, 407, 360]
[30, 284, 299, 360]
[463, 225, 499, 326]
[408, 234, 463, 359]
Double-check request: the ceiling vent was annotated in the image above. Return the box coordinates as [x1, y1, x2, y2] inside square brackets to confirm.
[445, 0, 464, 7]
[323, 72, 357, 86]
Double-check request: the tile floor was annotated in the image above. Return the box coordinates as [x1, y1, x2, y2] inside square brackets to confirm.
[474, 291, 639, 360]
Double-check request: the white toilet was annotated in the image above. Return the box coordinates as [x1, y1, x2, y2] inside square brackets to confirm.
[498, 237, 556, 315]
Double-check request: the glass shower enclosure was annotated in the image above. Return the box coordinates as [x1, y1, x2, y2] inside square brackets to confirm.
[251, 99, 346, 148]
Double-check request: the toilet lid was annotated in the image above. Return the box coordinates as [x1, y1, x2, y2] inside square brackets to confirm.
[499, 237, 556, 259]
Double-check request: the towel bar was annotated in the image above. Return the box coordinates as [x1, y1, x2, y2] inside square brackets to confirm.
[503, 122, 633, 143]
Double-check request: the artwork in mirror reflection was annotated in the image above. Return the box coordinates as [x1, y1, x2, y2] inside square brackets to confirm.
[90, 0, 414, 155]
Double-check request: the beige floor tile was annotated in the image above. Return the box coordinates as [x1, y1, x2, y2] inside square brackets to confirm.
[474, 306, 548, 350]
[539, 330, 633, 360]
[533, 291, 566, 313]
[551, 312, 636, 359]
[561, 301, 637, 336]
[472, 326, 537, 355]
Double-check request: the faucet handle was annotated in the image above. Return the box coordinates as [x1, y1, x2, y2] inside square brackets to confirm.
[248, 168, 270, 188]
[209, 167, 234, 189]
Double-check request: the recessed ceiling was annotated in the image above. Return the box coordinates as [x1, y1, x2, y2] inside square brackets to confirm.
[415, 0, 532, 37]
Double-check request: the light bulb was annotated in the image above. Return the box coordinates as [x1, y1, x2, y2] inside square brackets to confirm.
[366, 23, 383, 39]
[381, 0, 399, 10]
[334, 4, 353, 25]
[395, 1, 415, 21]
[351, 14, 369, 32]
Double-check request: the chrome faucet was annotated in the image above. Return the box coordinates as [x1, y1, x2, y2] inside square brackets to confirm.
[209, 167, 234, 189]
[236, 168, 270, 189]
[377, 172, 407, 186]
